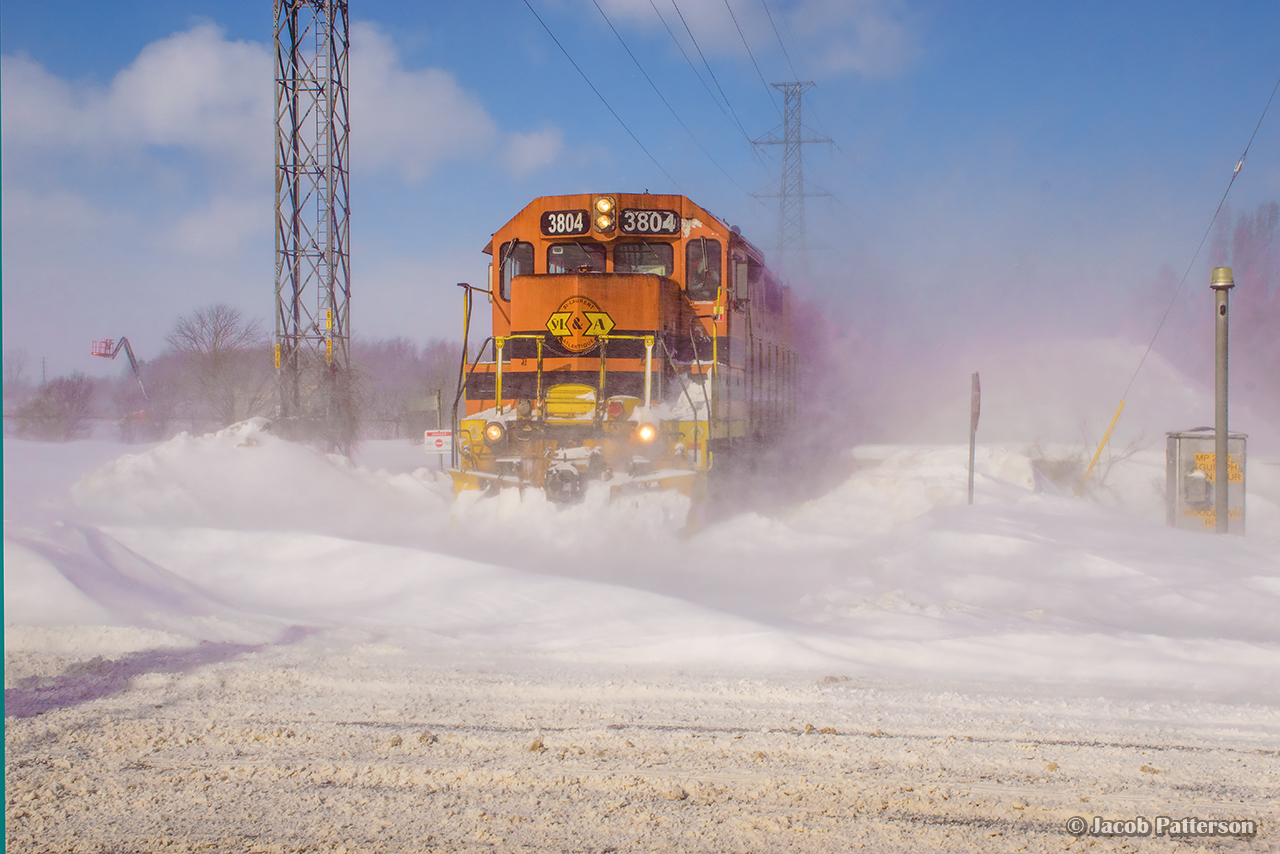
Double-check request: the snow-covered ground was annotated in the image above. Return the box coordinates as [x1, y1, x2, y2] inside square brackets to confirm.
[6, 360, 1280, 851]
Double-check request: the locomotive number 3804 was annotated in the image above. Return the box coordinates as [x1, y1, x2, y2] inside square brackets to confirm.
[620, 209, 679, 235]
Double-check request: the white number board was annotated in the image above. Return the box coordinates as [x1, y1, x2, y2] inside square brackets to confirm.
[619, 209, 680, 235]
[539, 210, 590, 236]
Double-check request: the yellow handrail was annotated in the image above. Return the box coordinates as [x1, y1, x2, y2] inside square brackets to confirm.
[484, 332, 657, 415]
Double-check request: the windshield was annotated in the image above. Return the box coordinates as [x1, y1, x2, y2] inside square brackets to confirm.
[614, 242, 674, 276]
[548, 242, 605, 273]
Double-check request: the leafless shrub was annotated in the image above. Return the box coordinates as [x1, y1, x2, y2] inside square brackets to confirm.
[1027, 428, 1150, 495]
[3, 349, 37, 422]
[1026, 439, 1085, 491]
[12, 372, 97, 441]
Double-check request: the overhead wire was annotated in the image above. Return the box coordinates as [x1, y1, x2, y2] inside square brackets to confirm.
[648, 0, 738, 131]
[521, 0, 682, 191]
[591, 0, 756, 199]
[723, 0, 782, 119]
[1075, 75, 1279, 493]
[756, 9, 871, 198]
[759, 0, 844, 157]
[1120, 75, 1279, 401]
[669, 0, 753, 142]
[758, 0, 799, 87]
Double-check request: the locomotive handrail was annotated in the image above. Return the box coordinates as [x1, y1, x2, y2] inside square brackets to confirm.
[592, 333, 656, 412]
[659, 339, 713, 472]
[491, 333, 544, 415]
[687, 318, 715, 463]
[594, 334, 655, 408]
[488, 332, 656, 416]
[455, 335, 494, 426]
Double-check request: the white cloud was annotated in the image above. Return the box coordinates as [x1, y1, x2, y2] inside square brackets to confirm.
[107, 25, 273, 162]
[791, 0, 921, 78]
[588, 0, 919, 79]
[1, 25, 272, 172]
[2, 22, 502, 184]
[594, 0, 773, 59]
[505, 127, 564, 178]
[170, 193, 273, 256]
[1, 186, 136, 237]
[349, 22, 496, 182]
[0, 21, 525, 372]
[0, 55, 91, 148]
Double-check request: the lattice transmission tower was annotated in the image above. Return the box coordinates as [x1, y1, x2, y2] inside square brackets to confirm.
[273, 0, 354, 448]
[753, 82, 830, 277]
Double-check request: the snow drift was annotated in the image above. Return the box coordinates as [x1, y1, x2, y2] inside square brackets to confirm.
[6, 406, 1279, 700]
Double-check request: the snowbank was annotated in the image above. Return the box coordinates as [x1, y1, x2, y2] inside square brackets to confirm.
[4, 411, 1279, 699]
[68, 418, 453, 543]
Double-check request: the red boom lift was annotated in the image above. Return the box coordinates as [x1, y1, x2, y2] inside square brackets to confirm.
[91, 337, 149, 400]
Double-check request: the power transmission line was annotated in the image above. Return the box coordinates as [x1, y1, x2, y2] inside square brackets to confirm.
[591, 0, 754, 198]
[1120, 75, 1280, 401]
[649, 1, 735, 128]
[759, 0, 799, 82]
[759, 0, 840, 150]
[723, 0, 782, 118]
[669, 0, 752, 141]
[522, 0, 682, 191]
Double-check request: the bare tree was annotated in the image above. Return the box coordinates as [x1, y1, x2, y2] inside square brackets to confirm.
[166, 304, 272, 428]
[350, 337, 459, 440]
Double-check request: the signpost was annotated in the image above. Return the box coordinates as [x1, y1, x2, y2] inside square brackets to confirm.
[968, 372, 980, 505]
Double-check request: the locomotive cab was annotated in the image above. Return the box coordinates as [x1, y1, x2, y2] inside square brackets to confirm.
[449, 193, 797, 503]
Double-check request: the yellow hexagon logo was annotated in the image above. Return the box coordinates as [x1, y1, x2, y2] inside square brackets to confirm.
[546, 296, 615, 353]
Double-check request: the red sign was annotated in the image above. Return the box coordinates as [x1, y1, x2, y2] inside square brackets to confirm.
[424, 430, 452, 454]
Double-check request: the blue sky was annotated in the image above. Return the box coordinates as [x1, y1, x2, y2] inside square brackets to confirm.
[3, 1, 1278, 378]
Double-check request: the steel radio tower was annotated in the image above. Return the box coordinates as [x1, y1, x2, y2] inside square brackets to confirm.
[273, 0, 354, 447]
[753, 82, 830, 276]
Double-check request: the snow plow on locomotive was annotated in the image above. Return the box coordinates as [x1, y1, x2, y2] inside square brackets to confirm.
[449, 193, 796, 504]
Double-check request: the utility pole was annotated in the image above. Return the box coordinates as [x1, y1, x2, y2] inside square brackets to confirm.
[1211, 266, 1234, 533]
[753, 82, 830, 277]
[273, 0, 353, 450]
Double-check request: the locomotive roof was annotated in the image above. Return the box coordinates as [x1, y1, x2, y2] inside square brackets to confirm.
[481, 192, 766, 263]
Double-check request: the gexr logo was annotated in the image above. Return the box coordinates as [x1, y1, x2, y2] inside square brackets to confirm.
[546, 296, 615, 353]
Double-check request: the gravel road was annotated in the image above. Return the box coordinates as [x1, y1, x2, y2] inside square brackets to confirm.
[6, 637, 1276, 853]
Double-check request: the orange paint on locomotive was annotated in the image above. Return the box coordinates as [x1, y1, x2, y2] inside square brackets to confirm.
[453, 192, 797, 500]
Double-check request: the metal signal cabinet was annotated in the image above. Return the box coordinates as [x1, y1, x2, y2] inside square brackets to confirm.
[1166, 429, 1247, 534]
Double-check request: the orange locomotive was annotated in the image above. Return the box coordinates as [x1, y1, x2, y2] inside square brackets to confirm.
[450, 192, 796, 503]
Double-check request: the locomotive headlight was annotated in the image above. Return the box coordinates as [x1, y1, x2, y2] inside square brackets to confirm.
[592, 196, 616, 233]
[484, 421, 507, 445]
[636, 422, 657, 443]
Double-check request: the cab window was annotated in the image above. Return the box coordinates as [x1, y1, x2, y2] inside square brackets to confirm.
[614, 242, 674, 276]
[686, 238, 721, 301]
[548, 242, 605, 273]
[497, 240, 533, 300]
